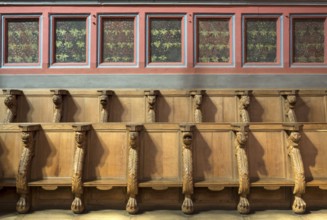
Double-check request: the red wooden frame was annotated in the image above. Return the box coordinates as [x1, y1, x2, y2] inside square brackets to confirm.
[290, 15, 326, 66]
[50, 15, 89, 67]
[2, 16, 41, 67]
[98, 15, 137, 67]
[195, 15, 234, 67]
[242, 15, 282, 67]
[0, 5, 327, 74]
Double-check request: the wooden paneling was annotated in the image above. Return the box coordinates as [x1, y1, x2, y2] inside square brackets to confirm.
[193, 131, 234, 181]
[248, 131, 287, 181]
[297, 96, 326, 122]
[63, 96, 99, 122]
[249, 96, 282, 122]
[31, 129, 75, 180]
[203, 96, 236, 122]
[110, 96, 145, 123]
[85, 130, 127, 181]
[18, 96, 53, 123]
[157, 96, 190, 123]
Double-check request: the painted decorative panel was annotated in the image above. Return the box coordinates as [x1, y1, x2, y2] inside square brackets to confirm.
[149, 18, 182, 63]
[293, 18, 324, 63]
[197, 18, 230, 63]
[102, 18, 135, 63]
[6, 19, 39, 63]
[245, 19, 277, 63]
[54, 18, 86, 63]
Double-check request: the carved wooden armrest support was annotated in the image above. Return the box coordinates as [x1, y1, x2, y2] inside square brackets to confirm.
[71, 124, 91, 214]
[97, 90, 113, 122]
[126, 124, 143, 214]
[180, 123, 195, 214]
[145, 90, 159, 123]
[236, 90, 251, 123]
[3, 89, 22, 123]
[16, 124, 40, 214]
[283, 124, 306, 214]
[280, 90, 298, 123]
[51, 90, 68, 123]
[232, 124, 250, 214]
[190, 90, 205, 123]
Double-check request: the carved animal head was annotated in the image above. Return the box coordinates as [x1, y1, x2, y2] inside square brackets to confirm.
[75, 132, 85, 146]
[236, 131, 248, 145]
[240, 95, 250, 108]
[148, 95, 156, 106]
[194, 94, 202, 106]
[100, 95, 108, 107]
[129, 132, 138, 148]
[183, 132, 193, 146]
[287, 95, 297, 105]
[52, 95, 62, 106]
[289, 132, 301, 143]
[4, 95, 16, 109]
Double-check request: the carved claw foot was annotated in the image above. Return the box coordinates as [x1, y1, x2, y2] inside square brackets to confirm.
[126, 197, 138, 214]
[292, 196, 306, 214]
[16, 195, 30, 214]
[182, 196, 194, 214]
[71, 197, 85, 214]
[237, 196, 250, 214]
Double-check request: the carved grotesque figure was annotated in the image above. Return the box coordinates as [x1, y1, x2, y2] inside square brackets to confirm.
[52, 94, 62, 107]
[239, 95, 250, 123]
[129, 132, 138, 149]
[183, 132, 193, 147]
[75, 132, 85, 148]
[100, 95, 108, 108]
[4, 95, 16, 109]
[236, 131, 248, 147]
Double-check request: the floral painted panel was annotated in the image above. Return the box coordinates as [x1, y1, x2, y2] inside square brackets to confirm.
[198, 18, 230, 63]
[55, 19, 86, 63]
[7, 19, 39, 63]
[102, 18, 134, 63]
[150, 18, 182, 63]
[246, 19, 277, 63]
[293, 19, 324, 63]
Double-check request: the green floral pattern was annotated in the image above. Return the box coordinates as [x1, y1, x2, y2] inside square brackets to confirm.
[102, 18, 134, 63]
[55, 19, 86, 63]
[150, 18, 182, 63]
[7, 19, 39, 63]
[293, 19, 324, 63]
[246, 19, 277, 63]
[198, 18, 230, 63]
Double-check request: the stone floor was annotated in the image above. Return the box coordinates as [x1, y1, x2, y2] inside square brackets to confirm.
[1, 210, 327, 220]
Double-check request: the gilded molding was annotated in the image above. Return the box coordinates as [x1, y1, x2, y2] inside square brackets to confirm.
[71, 124, 91, 214]
[232, 124, 250, 214]
[3, 90, 22, 123]
[180, 124, 195, 214]
[51, 90, 68, 123]
[145, 90, 158, 123]
[16, 124, 40, 214]
[97, 90, 113, 122]
[126, 124, 143, 214]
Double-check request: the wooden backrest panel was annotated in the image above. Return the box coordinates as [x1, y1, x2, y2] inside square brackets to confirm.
[193, 130, 234, 181]
[19, 96, 53, 123]
[140, 125, 180, 181]
[63, 96, 99, 122]
[248, 131, 287, 180]
[301, 131, 327, 180]
[157, 95, 191, 123]
[109, 96, 145, 123]
[249, 94, 282, 122]
[203, 95, 237, 122]
[31, 126, 74, 180]
[0, 127, 21, 179]
[297, 95, 326, 122]
[85, 129, 127, 180]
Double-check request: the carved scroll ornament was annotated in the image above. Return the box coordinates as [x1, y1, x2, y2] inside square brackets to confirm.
[145, 90, 158, 123]
[51, 90, 68, 123]
[97, 90, 113, 122]
[71, 124, 91, 214]
[180, 124, 195, 214]
[286, 130, 306, 214]
[190, 90, 205, 123]
[3, 90, 22, 123]
[16, 124, 40, 214]
[126, 124, 143, 214]
[233, 124, 250, 214]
